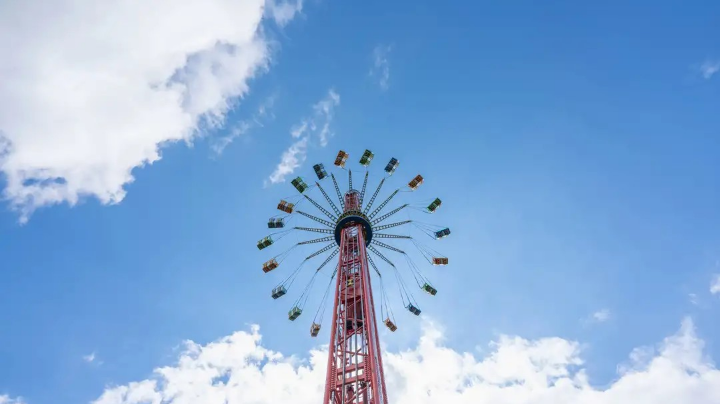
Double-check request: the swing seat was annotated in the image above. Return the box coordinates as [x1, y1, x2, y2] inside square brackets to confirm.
[427, 198, 442, 213]
[288, 306, 302, 321]
[277, 200, 294, 214]
[257, 236, 273, 250]
[310, 323, 321, 337]
[267, 218, 285, 228]
[313, 164, 328, 180]
[384, 318, 397, 332]
[432, 257, 449, 266]
[406, 304, 421, 316]
[422, 283, 437, 296]
[384, 158, 399, 175]
[262, 258, 279, 273]
[334, 150, 349, 167]
[271, 286, 287, 299]
[359, 149, 374, 166]
[291, 177, 309, 193]
[408, 175, 424, 190]
[435, 228, 450, 239]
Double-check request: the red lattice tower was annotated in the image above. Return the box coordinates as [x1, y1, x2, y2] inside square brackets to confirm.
[323, 190, 387, 404]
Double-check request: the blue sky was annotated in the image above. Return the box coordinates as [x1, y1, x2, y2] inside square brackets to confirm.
[1, 1, 720, 403]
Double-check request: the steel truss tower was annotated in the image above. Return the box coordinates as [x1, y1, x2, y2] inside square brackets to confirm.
[323, 190, 387, 404]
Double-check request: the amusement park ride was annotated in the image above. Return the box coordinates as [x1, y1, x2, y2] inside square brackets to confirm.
[258, 150, 450, 404]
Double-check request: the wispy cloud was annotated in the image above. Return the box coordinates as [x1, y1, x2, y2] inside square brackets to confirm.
[592, 309, 611, 322]
[210, 95, 276, 155]
[711, 274, 720, 295]
[210, 121, 252, 156]
[0, 395, 25, 404]
[313, 90, 341, 147]
[583, 308, 611, 325]
[83, 351, 102, 365]
[266, 89, 340, 185]
[265, 0, 303, 27]
[689, 293, 699, 305]
[266, 136, 309, 185]
[370, 44, 392, 91]
[699, 60, 720, 79]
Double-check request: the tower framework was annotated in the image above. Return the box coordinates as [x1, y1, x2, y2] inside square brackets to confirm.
[323, 191, 387, 404]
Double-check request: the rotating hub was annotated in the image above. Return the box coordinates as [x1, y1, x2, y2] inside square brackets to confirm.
[334, 211, 373, 246]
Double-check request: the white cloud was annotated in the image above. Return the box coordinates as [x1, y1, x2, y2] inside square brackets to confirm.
[370, 44, 392, 90]
[265, 0, 304, 27]
[83, 352, 96, 363]
[211, 121, 253, 156]
[210, 95, 275, 155]
[313, 90, 340, 147]
[592, 309, 611, 323]
[83, 351, 102, 365]
[81, 318, 720, 404]
[0, 395, 25, 404]
[0, 0, 296, 222]
[700, 60, 720, 79]
[266, 89, 340, 184]
[266, 136, 309, 185]
[711, 274, 720, 295]
[689, 293, 699, 305]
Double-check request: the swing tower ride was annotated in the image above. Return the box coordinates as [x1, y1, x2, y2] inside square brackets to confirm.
[258, 150, 450, 404]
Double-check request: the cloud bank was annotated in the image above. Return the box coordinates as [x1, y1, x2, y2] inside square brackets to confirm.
[0, 0, 295, 222]
[82, 318, 720, 404]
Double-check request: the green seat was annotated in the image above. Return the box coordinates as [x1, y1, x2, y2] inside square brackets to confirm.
[422, 283, 437, 296]
[288, 306, 303, 321]
[427, 198, 442, 213]
[257, 236, 273, 250]
[291, 177, 308, 193]
[359, 149, 374, 166]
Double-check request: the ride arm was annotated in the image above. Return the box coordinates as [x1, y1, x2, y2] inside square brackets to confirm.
[295, 227, 334, 234]
[315, 182, 342, 217]
[372, 240, 405, 254]
[368, 190, 399, 219]
[359, 171, 369, 206]
[368, 245, 396, 268]
[373, 220, 411, 232]
[315, 249, 339, 272]
[363, 178, 385, 214]
[305, 244, 337, 260]
[367, 254, 383, 277]
[371, 204, 409, 225]
[373, 233, 412, 240]
[298, 236, 335, 245]
[303, 194, 338, 222]
[331, 174, 345, 210]
[296, 210, 335, 228]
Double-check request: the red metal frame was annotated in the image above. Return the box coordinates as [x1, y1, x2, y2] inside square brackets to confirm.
[323, 192, 388, 404]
